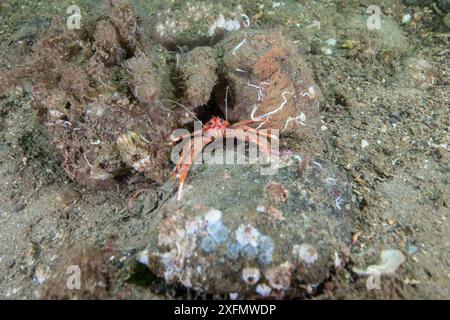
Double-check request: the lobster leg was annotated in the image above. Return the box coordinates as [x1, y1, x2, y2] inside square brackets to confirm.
[171, 129, 203, 144]
[237, 125, 279, 141]
[236, 133, 272, 159]
[173, 138, 195, 180]
[231, 119, 271, 128]
[174, 136, 214, 200]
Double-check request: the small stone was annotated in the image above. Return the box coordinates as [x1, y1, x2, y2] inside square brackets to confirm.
[361, 139, 369, 149]
[264, 262, 292, 291]
[325, 38, 337, 46]
[321, 47, 333, 55]
[402, 13, 412, 24]
[407, 245, 418, 255]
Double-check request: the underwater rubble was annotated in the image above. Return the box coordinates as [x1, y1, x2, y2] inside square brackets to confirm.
[151, 1, 247, 49]
[0, 0, 359, 299]
[1, 0, 178, 187]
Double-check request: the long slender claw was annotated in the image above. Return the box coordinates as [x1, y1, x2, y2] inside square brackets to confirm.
[176, 164, 189, 201]
[242, 125, 279, 140]
[173, 136, 214, 201]
[177, 182, 184, 201]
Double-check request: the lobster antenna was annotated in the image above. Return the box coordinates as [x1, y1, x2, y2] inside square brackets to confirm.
[162, 99, 201, 122]
[225, 85, 229, 121]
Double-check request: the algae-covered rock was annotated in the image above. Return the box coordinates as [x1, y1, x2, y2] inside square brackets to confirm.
[402, 56, 436, 86]
[41, 88, 174, 187]
[215, 31, 324, 155]
[12, 0, 179, 188]
[180, 47, 218, 109]
[125, 53, 163, 104]
[93, 19, 127, 67]
[139, 156, 354, 298]
[106, 0, 143, 53]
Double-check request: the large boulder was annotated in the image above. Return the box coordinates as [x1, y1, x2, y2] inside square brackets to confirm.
[138, 155, 354, 298]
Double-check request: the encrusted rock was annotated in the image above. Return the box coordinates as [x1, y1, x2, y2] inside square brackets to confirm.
[6, 0, 179, 188]
[180, 47, 218, 109]
[125, 54, 163, 104]
[216, 31, 324, 155]
[139, 155, 354, 298]
[41, 88, 174, 187]
[152, 2, 246, 49]
[106, 0, 143, 53]
[93, 19, 127, 67]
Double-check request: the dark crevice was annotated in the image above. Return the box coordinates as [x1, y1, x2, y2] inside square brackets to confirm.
[194, 74, 233, 124]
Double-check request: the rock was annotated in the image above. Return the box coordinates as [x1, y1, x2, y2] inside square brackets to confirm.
[139, 155, 354, 298]
[215, 30, 324, 155]
[106, 0, 143, 53]
[152, 2, 246, 49]
[180, 47, 218, 109]
[402, 56, 436, 86]
[125, 54, 163, 104]
[93, 19, 127, 67]
[3, 0, 180, 188]
[41, 80, 174, 187]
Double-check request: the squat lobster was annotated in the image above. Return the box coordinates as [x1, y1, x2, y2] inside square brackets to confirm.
[171, 116, 277, 200]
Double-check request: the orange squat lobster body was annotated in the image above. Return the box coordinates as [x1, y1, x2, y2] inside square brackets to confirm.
[172, 116, 277, 200]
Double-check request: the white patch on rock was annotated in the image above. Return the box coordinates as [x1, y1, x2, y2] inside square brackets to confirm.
[242, 267, 261, 285]
[354, 249, 406, 276]
[137, 249, 149, 267]
[293, 243, 318, 266]
[334, 251, 343, 269]
[402, 13, 411, 24]
[185, 217, 204, 235]
[204, 209, 222, 224]
[208, 14, 241, 36]
[256, 283, 272, 297]
[236, 224, 260, 247]
[229, 292, 238, 300]
[256, 205, 266, 213]
[361, 139, 369, 149]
